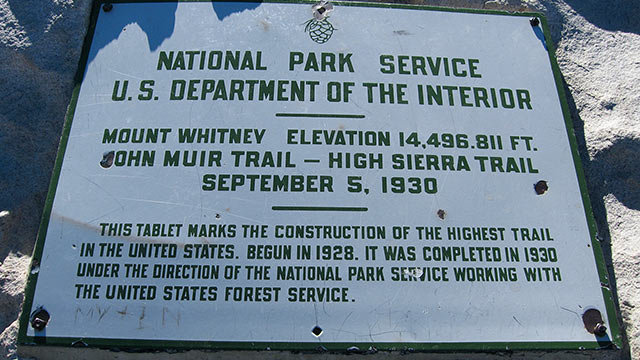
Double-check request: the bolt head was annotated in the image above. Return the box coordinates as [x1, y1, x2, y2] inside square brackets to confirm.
[593, 322, 607, 337]
[103, 3, 113, 12]
[530, 17, 540, 27]
[31, 318, 46, 330]
[30, 308, 50, 331]
[582, 308, 606, 336]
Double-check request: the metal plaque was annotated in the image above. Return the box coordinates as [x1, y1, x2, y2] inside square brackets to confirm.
[19, 0, 620, 351]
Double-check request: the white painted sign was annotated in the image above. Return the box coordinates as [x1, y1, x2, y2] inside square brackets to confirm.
[20, 1, 618, 350]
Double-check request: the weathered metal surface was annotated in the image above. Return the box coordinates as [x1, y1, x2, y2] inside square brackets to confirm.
[19, 0, 618, 351]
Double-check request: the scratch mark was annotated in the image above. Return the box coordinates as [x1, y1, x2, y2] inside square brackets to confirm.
[109, 69, 145, 81]
[512, 316, 524, 327]
[313, 303, 319, 326]
[89, 174, 152, 179]
[138, 306, 146, 329]
[355, 330, 404, 340]
[74, 307, 94, 324]
[118, 198, 199, 207]
[322, 301, 330, 317]
[78, 174, 124, 210]
[97, 306, 110, 321]
[230, 196, 270, 206]
[560, 306, 579, 317]
[77, 100, 121, 108]
[335, 311, 353, 337]
[222, 211, 264, 224]
[117, 306, 129, 316]
[117, 197, 263, 223]
[86, 207, 125, 224]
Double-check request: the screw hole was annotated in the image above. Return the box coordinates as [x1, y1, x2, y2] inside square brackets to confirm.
[100, 151, 115, 168]
[437, 209, 446, 220]
[311, 326, 323, 337]
[534, 180, 548, 195]
[312, 1, 333, 20]
[30, 307, 50, 331]
[103, 3, 113, 12]
[530, 17, 540, 27]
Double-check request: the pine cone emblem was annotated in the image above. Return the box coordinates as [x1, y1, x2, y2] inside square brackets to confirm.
[304, 1, 335, 44]
[304, 18, 334, 44]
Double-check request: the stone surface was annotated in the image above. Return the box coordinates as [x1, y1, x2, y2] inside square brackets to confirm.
[1, 0, 638, 358]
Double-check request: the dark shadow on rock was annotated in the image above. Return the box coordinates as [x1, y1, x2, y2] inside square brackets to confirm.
[86, 2, 178, 66]
[562, 81, 631, 358]
[212, 2, 262, 21]
[564, 0, 640, 34]
[5, 0, 92, 73]
[0, 0, 267, 267]
[590, 138, 640, 210]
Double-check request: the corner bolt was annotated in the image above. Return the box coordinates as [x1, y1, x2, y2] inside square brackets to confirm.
[30, 308, 50, 331]
[593, 322, 607, 337]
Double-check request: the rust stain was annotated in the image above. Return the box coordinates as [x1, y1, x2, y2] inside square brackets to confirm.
[117, 306, 129, 316]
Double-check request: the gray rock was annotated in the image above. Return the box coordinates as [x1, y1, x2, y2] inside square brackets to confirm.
[1, 0, 638, 358]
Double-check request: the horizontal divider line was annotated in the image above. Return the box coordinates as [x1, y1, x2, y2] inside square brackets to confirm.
[303, 159, 321, 163]
[275, 113, 365, 119]
[272, 206, 368, 212]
